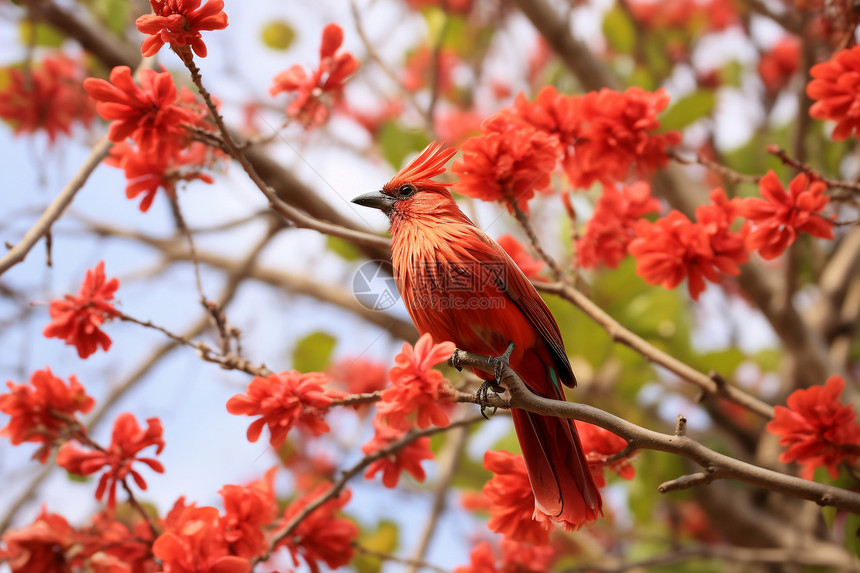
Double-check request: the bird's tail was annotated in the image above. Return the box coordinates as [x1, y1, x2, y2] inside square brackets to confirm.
[511, 360, 603, 527]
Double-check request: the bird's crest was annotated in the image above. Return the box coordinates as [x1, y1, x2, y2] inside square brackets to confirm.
[385, 141, 457, 191]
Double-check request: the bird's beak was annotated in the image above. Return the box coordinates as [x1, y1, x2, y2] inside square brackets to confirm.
[352, 191, 396, 214]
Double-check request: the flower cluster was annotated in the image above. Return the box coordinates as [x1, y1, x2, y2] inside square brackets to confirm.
[277, 482, 359, 573]
[497, 234, 545, 279]
[376, 333, 455, 429]
[627, 0, 738, 32]
[452, 115, 561, 213]
[0, 54, 95, 144]
[57, 413, 165, 508]
[136, 0, 228, 58]
[362, 417, 434, 488]
[807, 45, 860, 141]
[226, 370, 335, 448]
[219, 468, 278, 558]
[270, 24, 359, 127]
[0, 368, 94, 463]
[578, 182, 661, 269]
[84, 66, 219, 211]
[766, 376, 860, 480]
[153, 498, 251, 572]
[455, 538, 556, 573]
[759, 36, 801, 95]
[480, 450, 553, 545]
[507, 86, 681, 190]
[576, 421, 635, 488]
[739, 171, 833, 260]
[628, 188, 748, 300]
[42, 261, 120, 359]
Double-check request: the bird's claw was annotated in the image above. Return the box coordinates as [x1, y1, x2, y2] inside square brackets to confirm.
[476, 342, 515, 419]
[449, 348, 463, 372]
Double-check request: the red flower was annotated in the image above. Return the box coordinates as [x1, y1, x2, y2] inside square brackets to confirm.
[629, 189, 747, 299]
[452, 115, 562, 213]
[84, 66, 202, 157]
[403, 0, 473, 14]
[226, 370, 334, 447]
[482, 450, 552, 545]
[77, 510, 157, 573]
[739, 171, 833, 260]
[269, 24, 359, 128]
[42, 261, 120, 359]
[807, 45, 860, 141]
[136, 0, 228, 58]
[628, 212, 704, 298]
[277, 482, 359, 573]
[455, 539, 555, 573]
[497, 234, 545, 279]
[0, 368, 94, 463]
[434, 107, 483, 146]
[105, 140, 215, 212]
[577, 182, 661, 269]
[569, 87, 680, 188]
[0, 54, 95, 143]
[505, 86, 679, 189]
[0, 508, 74, 573]
[219, 468, 278, 559]
[329, 358, 388, 395]
[362, 417, 434, 488]
[505, 86, 586, 178]
[694, 188, 749, 276]
[377, 333, 455, 429]
[401, 45, 460, 97]
[152, 498, 250, 573]
[766, 376, 860, 480]
[576, 421, 635, 488]
[56, 413, 165, 508]
[759, 36, 801, 95]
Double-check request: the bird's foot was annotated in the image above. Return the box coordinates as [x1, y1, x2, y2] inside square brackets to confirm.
[450, 348, 463, 372]
[476, 342, 515, 419]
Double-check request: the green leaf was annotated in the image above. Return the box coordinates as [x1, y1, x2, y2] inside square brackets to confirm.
[845, 512, 860, 557]
[261, 19, 296, 51]
[327, 236, 363, 261]
[18, 21, 65, 48]
[66, 471, 89, 483]
[659, 90, 716, 132]
[292, 331, 336, 373]
[353, 521, 399, 573]
[603, 6, 636, 54]
[378, 122, 431, 171]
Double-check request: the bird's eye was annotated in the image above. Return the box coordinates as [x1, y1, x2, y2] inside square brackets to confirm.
[397, 184, 417, 198]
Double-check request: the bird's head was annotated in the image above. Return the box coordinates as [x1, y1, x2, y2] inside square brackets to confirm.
[352, 141, 460, 222]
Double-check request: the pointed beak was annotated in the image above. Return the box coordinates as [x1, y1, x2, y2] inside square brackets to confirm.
[352, 191, 396, 214]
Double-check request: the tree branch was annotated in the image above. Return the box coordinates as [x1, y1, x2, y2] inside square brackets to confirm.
[450, 348, 860, 514]
[533, 280, 775, 419]
[0, 137, 112, 276]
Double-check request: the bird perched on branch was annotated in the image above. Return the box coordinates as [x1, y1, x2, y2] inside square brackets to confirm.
[352, 141, 602, 528]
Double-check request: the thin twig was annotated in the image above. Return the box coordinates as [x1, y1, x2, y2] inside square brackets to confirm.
[177, 49, 391, 252]
[353, 543, 447, 573]
[348, 0, 428, 126]
[121, 478, 160, 538]
[0, 137, 112, 276]
[259, 416, 482, 563]
[511, 202, 564, 281]
[768, 145, 860, 193]
[666, 149, 761, 185]
[533, 281, 775, 419]
[406, 425, 468, 573]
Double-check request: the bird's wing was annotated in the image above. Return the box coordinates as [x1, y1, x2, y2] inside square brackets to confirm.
[468, 229, 576, 389]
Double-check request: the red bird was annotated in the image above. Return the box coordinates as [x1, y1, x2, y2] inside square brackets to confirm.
[353, 141, 602, 528]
